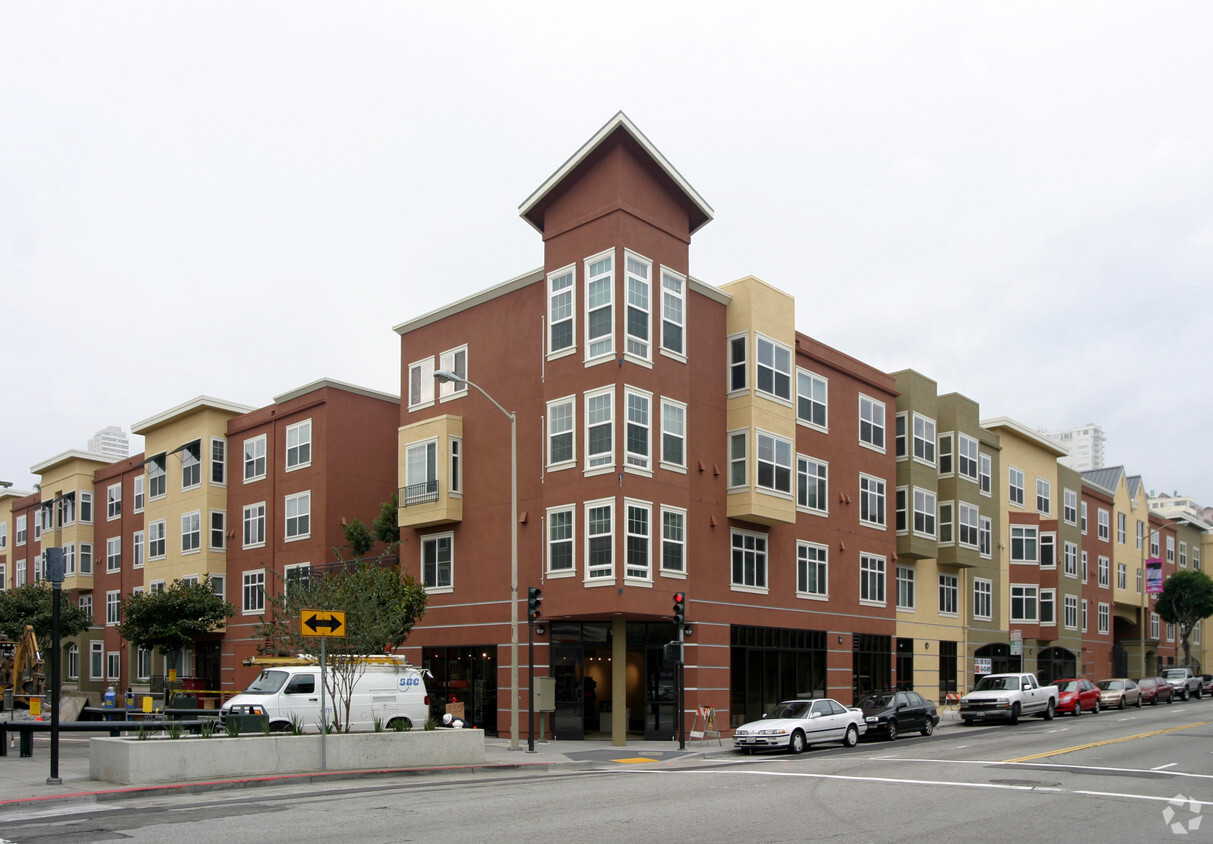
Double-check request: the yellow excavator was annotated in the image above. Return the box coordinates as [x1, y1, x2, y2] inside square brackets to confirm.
[0, 625, 45, 709]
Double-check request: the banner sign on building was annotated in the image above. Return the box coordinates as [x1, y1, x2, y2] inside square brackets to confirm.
[1146, 558, 1165, 594]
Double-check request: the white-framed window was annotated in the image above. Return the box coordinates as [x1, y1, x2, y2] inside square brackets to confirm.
[148, 454, 167, 499]
[795, 369, 828, 430]
[133, 531, 144, 569]
[286, 419, 312, 469]
[403, 439, 438, 505]
[78, 593, 92, 621]
[449, 437, 462, 496]
[624, 251, 652, 360]
[106, 590, 121, 626]
[1097, 555, 1110, 587]
[107, 537, 121, 573]
[1180, 542, 1188, 568]
[756, 431, 793, 495]
[1150, 530, 1160, 557]
[660, 267, 686, 357]
[243, 503, 266, 549]
[547, 264, 576, 356]
[1010, 584, 1038, 622]
[755, 335, 792, 402]
[181, 510, 201, 554]
[624, 499, 651, 580]
[137, 648, 152, 681]
[1081, 500, 1088, 534]
[1167, 622, 1175, 642]
[586, 499, 614, 580]
[585, 250, 614, 361]
[1064, 595, 1079, 630]
[1137, 566, 1143, 593]
[979, 452, 992, 496]
[1151, 612, 1160, 640]
[421, 533, 453, 591]
[896, 565, 916, 610]
[67, 643, 79, 680]
[1098, 603, 1110, 635]
[660, 507, 686, 574]
[937, 433, 953, 474]
[1119, 512, 1129, 545]
[858, 395, 886, 451]
[897, 488, 912, 535]
[912, 414, 936, 465]
[1008, 466, 1024, 507]
[1063, 489, 1078, 525]
[1036, 478, 1051, 515]
[243, 435, 267, 482]
[106, 651, 120, 681]
[1166, 534, 1176, 562]
[912, 488, 936, 538]
[1082, 599, 1088, 632]
[796, 455, 828, 515]
[1117, 562, 1127, 590]
[181, 440, 202, 490]
[797, 542, 828, 598]
[133, 476, 144, 512]
[16, 514, 26, 545]
[1039, 532, 1056, 569]
[281, 563, 309, 598]
[16, 559, 26, 587]
[979, 516, 992, 558]
[58, 492, 76, 527]
[547, 506, 575, 575]
[894, 413, 907, 459]
[585, 387, 615, 471]
[408, 356, 436, 409]
[958, 434, 979, 482]
[438, 346, 468, 399]
[63, 543, 76, 576]
[90, 642, 103, 680]
[728, 430, 748, 488]
[859, 474, 886, 528]
[79, 491, 94, 523]
[860, 554, 886, 605]
[211, 436, 226, 485]
[973, 578, 992, 620]
[0, 562, 5, 591]
[728, 333, 748, 393]
[242, 569, 266, 614]
[1063, 541, 1079, 578]
[731, 529, 768, 591]
[210, 510, 226, 551]
[1010, 525, 1038, 564]
[546, 396, 575, 469]
[1040, 589, 1055, 625]
[148, 520, 167, 560]
[1097, 508, 1110, 541]
[107, 483, 122, 520]
[211, 575, 226, 601]
[939, 574, 959, 616]
[659, 398, 686, 470]
[1137, 519, 1145, 550]
[624, 388, 652, 471]
[959, 502, 979, 548]
[1081, 550, 1089, 583]
[285, 491, 311, 540]
[80, 542, 93, 575]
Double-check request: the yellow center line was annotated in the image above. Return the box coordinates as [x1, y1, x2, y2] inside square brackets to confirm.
[1005, 720, 1213, 762]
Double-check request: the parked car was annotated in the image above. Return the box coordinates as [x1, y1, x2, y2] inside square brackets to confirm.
[1202, 674, 1213, 695]
[1096, 678, 1142, 710]
[858, 690, 940, 740]
[1162, 667, 1203, 700]
[1136, 676, 1175, 705]
[959, 673, 1058, 725]
[1053, 679, 1101, 715]
[733, 698, 865, 754]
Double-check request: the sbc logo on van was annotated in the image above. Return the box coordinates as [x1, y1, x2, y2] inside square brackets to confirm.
[398, 675, 422, 691]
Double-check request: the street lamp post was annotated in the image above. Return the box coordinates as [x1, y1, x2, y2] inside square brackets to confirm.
[434, 369, 520, 750]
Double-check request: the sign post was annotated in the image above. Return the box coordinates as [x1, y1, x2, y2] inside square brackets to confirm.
[44, 548, 65, 786]
[302, 610, 346, 771]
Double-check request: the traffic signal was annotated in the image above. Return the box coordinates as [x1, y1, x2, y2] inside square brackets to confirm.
[673, 592, 686, 627]
[664, 641, 683, 663]
[528, 586, 543, 622]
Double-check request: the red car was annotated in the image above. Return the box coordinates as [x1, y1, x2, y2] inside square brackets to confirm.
[1137, 677, 1176, 705]
[1053, 679, 1101, 715]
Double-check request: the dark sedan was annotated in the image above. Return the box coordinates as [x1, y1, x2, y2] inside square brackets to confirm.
[1137, 677, 1175, 705]
[859, 690, 940, 741]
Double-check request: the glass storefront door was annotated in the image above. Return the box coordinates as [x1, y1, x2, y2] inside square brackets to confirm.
[644, 644, 676, 740]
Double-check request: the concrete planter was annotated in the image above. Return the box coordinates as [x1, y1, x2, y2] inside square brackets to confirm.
[90, 728, 485, 785]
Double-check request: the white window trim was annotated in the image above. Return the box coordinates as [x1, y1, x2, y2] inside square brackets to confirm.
[584, 498, 615, 583]
[658, 265, 687, 362]
[755, 429, 793, 498]
[584, 248, 615, 364]
[546, 263, 577, 359]
[545, 505, 576, 578]
[796, 454, 829, 517]
[973, 578, 993, 621]
[181, 510, 202, 555]
[584, 385, 616, 476]
[438, 346, 469, 401]
[795, 368, 828, 432]
[546, 395, 576, 472]
[420, 532, 455, 593]
[623, 386, 653, 475]
[858, 394, 887, 453]
[243, 434, 268, 483]
[659, 505, 687, 578]
[939, 573, 959, 618]
[243, 502, 267, 550]
[623, 498, 652, 584]
[858, 473, 887, 529]
[623, 248, 653, 365]
[730, 527, 770, 595]
[859, 553, 887, 607]
[407, 356, 436, 410]
[796, 540, 829, 600]
[242, 569, 266, 615]
[754, 333, 793, 405]
[285, 419, 313, 471]
[659, 397, 687, 473]
[284, 490, 311, 542]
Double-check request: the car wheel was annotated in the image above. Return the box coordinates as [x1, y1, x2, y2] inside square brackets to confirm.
[1073, 701, 1081, 716]
[1168, 693, 1175, 704]
[1118, 697, 1125, 710]
[1136, 695, 1142, 709]
[789, 730, 807, 754]
[386, 717, 413, 732]
[842, 724, 859, 747]
[1093, 699, 1100, 714]
[1008, 703, 1020, 725]
[921, 719, 935, 737]
[1042, 700, 1055, 721]
[1183, 689, 1190, 701]
[1197, 688, 1203, 700]
[886, 720, 898, 741]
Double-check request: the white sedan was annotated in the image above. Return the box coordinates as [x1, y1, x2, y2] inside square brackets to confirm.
[733, 698, 866, 754]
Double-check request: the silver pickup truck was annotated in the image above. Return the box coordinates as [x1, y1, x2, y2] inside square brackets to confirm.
[959, 673, 1058, 725]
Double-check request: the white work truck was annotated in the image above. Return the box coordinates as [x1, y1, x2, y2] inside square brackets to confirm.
[959, 672, 1058, 725]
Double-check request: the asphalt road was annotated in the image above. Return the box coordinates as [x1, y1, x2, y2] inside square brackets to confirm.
[2, 698, 1211, 843]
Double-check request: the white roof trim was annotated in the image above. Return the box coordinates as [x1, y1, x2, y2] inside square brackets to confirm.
[274, 378, 399, 405]
[132, 396, 256, 435]
[980, 416, 1069, 457]
[30, 449, 117, 475]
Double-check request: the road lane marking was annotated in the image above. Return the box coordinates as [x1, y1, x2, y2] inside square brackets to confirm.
[871, 755, 1213, 780]
[1153, 762, 1178, 770]
[1004, 720, 1212, 762]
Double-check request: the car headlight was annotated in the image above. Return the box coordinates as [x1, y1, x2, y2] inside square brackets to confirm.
[865, 716, 879, 723]
[761, 729, 787, 736]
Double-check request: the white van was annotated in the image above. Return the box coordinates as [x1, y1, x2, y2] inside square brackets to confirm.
[220, 661, 431, 732]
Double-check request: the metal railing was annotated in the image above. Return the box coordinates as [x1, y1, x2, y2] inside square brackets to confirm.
[399, 481, 439, 507]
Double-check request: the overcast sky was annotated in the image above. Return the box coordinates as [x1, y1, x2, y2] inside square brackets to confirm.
[3, 2, 1210, 506]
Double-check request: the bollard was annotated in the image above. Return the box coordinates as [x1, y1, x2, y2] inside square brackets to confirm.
[20, 729, 32, 758]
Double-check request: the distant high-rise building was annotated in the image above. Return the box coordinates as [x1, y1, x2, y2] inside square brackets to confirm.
[1042, 423, 1105, 472]
[87, 425, 130, 459]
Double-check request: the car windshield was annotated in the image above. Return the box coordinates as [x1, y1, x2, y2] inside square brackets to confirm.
[862, 693, 896, 708]
[1097, 681, 1122, 690]
[1054, 681, 1079, 692]
[1163, 670, 1187, 680]
[244, 670, 288, 695]
[764, 701, 811, 720]
[973, 676, 1019, 692]
[1139, 679, 1156, 688]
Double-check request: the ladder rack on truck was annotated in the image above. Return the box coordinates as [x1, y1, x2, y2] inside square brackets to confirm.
[242, 654, 416, 668]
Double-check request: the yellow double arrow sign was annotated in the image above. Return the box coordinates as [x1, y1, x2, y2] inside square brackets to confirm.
[301, 609, 346, 638]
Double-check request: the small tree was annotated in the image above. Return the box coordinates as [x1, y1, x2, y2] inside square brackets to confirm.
[118, 577, 235, 670]
[1155, 569, 1213, 669]
[0, 582, 92, 642]
[257, 560, 427, 732]
[337, 493, 401, 559]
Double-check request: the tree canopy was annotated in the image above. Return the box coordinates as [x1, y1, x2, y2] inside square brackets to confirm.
[117, 576, 235, 656]
[0, 582, 93, 642]
[1154, 568, 1213, 667]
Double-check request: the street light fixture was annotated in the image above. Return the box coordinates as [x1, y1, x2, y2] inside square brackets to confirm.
[433, 369, 520, 750]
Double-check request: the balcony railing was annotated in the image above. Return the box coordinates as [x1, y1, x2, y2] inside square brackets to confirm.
[399, 481, 439, 507]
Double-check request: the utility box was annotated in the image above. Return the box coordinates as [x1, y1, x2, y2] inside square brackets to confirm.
[534, 676, 555, 713]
